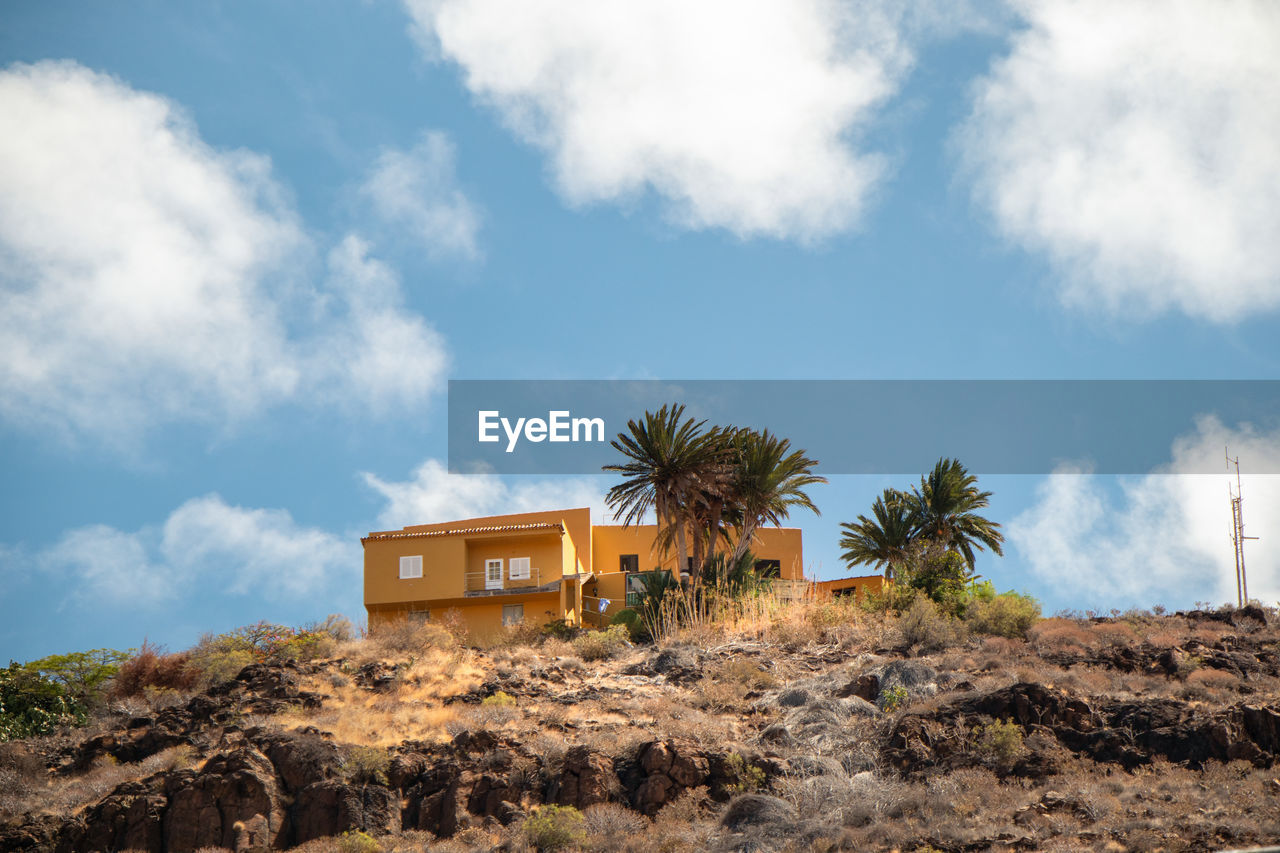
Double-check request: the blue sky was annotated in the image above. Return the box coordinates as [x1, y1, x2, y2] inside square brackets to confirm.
[2, 1, 1278, 663]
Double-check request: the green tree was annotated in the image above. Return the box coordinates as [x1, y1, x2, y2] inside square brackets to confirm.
[1, 662, 87, 740]
[22, 648, 131, 707]
[727, 429, 826, 563]
[838, 488, 917, 581]
[909, 458, 1004, 570]
[604, 403, 731, 574]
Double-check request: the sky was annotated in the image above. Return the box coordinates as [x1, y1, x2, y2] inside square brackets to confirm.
[1, 0, 1278, 663]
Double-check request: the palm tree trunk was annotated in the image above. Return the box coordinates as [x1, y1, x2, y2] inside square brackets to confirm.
[732, 516, 758, 563]
[706, 498, 724, 563]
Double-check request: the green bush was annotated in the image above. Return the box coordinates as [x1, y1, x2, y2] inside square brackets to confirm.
[523, 804, 587, 851]
[336, 830, 383, 853]
[610, 608, 649, 642]
[976, 718, 1024, 766]
[572, 624, 630, 662]
[722, 753, 765, 792]
[186, 644, 255, 688]
[0, 661, 87, 741]
[187, 620, 340, 687]
[880, 684, 909, 713]
[482, 690, 516, 707]
[965, 591, 1041, 639]
[21, 648, 131, 707]
[541, 618, 580, 641]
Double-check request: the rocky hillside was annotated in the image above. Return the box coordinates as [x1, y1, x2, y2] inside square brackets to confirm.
[2, 605, 1278, 852]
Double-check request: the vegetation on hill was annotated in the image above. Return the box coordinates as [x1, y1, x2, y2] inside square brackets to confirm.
[2, 598, 1278, 852]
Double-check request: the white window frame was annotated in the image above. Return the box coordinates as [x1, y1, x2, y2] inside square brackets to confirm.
[485, 558, 504, 590]
[509, 556, 531, 581]
[399, 555, 423, 579]
[502, 603, 524, 626]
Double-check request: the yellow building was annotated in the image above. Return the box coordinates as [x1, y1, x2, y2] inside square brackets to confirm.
[813, 574, 885, 601]
[363, 507, 805, 638]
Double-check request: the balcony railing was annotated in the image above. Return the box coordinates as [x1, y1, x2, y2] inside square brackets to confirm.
[462, 567, 549, 595]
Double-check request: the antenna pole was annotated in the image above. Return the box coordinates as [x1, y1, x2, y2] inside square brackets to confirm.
[1226, 448, 1258, 607]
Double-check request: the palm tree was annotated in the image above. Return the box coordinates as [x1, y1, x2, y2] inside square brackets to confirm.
[604, 404, 731, 574]
[727, 429, 826, 563]
[838, 488, 917, 580]
[908, 458, 1003, 569]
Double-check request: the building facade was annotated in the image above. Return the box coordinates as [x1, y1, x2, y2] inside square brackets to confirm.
[363, 507, 805, 637]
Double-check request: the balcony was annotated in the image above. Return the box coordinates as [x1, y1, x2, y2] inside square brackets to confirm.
[462, 566, 559, 597]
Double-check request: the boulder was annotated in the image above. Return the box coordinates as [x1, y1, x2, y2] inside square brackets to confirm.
[292, 781, 399, 844]
[162, 747, 287, 851]
[555, 746, 619, 810]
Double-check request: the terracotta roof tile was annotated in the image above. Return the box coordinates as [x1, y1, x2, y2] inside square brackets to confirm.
[362, 521, 563, 544]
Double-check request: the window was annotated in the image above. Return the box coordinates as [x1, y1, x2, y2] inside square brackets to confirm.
[399, 555, 423, 579]
[619, 554, 639, 573]
[754, 559, 781, 576]
[485, 558, 503, 590]
[408, 609, 429, 623]
[509, 556, 531, 581]
[502, 604, 524, 626]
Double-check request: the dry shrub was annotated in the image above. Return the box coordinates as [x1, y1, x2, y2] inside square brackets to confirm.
[572, 625, 630, 661]
[367, 618, 453, 657]
[1028, 617, 1093, 650]
[979, 636, 1014, 657]
[716, 658, 777, 690]
[11, 745, 194, 819]
[1186, 668, 1238, 690]
[582, 802, 646, 838]
[894, 595, 962, 653]
[692, 679, 747, 713]
[111, 641, 199, 698]
[1090, 621, 1137, 646]
[343, 745, 390, 785]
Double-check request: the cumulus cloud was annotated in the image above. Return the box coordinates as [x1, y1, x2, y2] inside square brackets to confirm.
[314, 236, 448, 413]
[1009, 416, 1280, 609]
[361, 130, 481, 260]
[362, 458, 610, 529]
[403, 0, 924, 241]
[0, 61, 448, 444]
[39, 494, 360, 606]
[959, 0, 1280, 322]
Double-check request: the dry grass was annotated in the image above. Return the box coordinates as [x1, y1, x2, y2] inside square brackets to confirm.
[289, 643, 481, 747]
[2, 745, 197, 820]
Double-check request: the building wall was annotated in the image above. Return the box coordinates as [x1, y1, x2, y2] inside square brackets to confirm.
[814, 575, 885, 601]
[364, 509, 807, 633]
[464, 532, 563, 589]
[586, 524, 806, 623]
[363, 508, 593, 636]
[367, 592, 561, 640]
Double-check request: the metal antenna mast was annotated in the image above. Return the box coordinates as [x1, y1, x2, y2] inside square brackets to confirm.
[1226, 448, 1259, 607]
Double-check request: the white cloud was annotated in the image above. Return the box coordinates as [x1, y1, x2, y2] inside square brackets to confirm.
[0, 61, 448, 444]
[313, 236, 448, 413]
[959, 0, 1280, 322]
[362, 458, 610, 529]
[43, 525, 175, 606]
[40, 494, 360, 606]
[403, 0, 920, 241]
[1009, 416, 1280, 609]
[361, 130, 481, 260]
